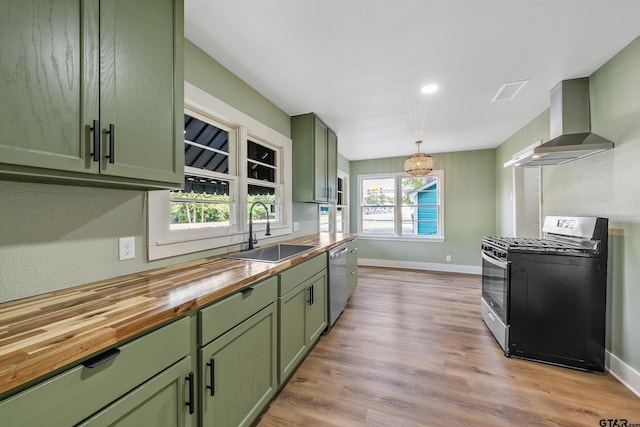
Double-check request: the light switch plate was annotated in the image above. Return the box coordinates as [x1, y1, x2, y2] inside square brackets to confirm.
[119, 237, 135, 261]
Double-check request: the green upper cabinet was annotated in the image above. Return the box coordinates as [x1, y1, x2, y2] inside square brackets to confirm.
[0, 0, 184, 190]
[0, 0, 96, 175]
[291, 113, 338, 203]
[326, 128, 338, 203]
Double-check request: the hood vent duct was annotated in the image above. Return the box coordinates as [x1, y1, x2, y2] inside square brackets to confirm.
[504, 78, 613, 168]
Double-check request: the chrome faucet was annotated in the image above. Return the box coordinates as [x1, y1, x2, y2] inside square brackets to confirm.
[248, 201, 271, 250]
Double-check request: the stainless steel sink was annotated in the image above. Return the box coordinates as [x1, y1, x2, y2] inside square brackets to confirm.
[225, 244, 316, 263]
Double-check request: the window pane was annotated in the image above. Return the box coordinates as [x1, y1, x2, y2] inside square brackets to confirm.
[248, 161, 276, 182]
[170, 175, 232, 229]
[247, 140, 275, 166]
[361, 178, 395, 205]
[184, 114, 229, 174]
[401, 206, 439, 236]
[248, 184, 278, 221]
[401, 176, 437, 204]
[247, 140, 276, 182]
[336, 207, 344, 233]
[319, 205, 330, 233]
[361, 207, 395, 234]
[361, 177, 394, 234]
[401, 176, 439, 236]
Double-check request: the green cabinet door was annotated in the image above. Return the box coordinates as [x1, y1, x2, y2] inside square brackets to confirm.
[291, 113, 338, 203]
[346, 239, 358, 298]
[313, 117, 328, 202]
[97, 0, 183, 185]
[307, 272, 328, 345]
[0, 0, 99, 174]
[0, 0, 183, 189]
[200, 303, 277, 427]
[278, 268, 328, 385]
[278, 283, 308, 383]
[326, 129, 338, 203]
[78, 356, 195, 427]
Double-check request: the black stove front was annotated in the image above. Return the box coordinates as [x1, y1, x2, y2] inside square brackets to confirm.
[480, 216, 609, 372]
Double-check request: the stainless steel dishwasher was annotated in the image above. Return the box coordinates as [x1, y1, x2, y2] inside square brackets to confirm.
[328, 243, 349, 327]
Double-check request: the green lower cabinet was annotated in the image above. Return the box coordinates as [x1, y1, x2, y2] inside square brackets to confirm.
[200, 303, 277, 427]
[0, 317, 190, 427]
[307, 273, 328, 345]
[278, 269, 327, 384]
[278, 282, 309, 382]
[346, 239, 359, 299]
[77, 356, 195, 427]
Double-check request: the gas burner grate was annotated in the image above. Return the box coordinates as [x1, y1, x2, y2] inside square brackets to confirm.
[482, 236, 593, 254]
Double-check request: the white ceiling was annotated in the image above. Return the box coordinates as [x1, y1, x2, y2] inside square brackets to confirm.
[185, 0, 640, 161]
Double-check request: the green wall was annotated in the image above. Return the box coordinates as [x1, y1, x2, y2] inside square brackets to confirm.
[496, 37, 640, 373]
[184, 40, 290, 137]
[0, 40, 291, 303]
[350, 149, 496, 267]
[495, 109, 549, 236]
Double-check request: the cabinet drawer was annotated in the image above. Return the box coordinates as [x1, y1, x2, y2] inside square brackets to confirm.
[200, 276, 278, 345]
[0, 317, 190, 427]
[279, 253, 327, 296]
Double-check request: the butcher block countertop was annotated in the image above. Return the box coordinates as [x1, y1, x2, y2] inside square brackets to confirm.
[0, 233, 355, 396]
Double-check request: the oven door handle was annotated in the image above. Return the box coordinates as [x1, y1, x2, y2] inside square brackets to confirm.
[482, 251, 508, 269]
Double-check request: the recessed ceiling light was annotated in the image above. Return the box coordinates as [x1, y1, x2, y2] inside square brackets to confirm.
[420, 84, 439, 94]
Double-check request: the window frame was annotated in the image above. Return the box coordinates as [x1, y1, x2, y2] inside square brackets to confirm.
[169, 109, 238, 234]
[319, 171, 349, 234]
[244, 131, 284, 227]
[357, 170, 444, 242]
[148, 82, 292, 260]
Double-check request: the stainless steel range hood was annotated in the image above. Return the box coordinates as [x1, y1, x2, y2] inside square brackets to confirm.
[504, 78, 613, 168]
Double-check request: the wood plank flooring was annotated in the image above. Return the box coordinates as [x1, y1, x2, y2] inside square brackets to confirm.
[257, 266, 640, 426]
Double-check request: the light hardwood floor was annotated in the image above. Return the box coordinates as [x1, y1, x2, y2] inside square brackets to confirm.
[257, 266, 640, 427]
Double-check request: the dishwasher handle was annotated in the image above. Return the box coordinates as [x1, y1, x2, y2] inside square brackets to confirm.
[329, 247, 349, 259]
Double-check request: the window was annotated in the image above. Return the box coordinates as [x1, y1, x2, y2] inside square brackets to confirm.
[169, 113, 237, 233]
[319, 173, 349, 233]
[358, 171, 443, 240]
[246, 137, 282, 225]
[148, 82, 292, 260]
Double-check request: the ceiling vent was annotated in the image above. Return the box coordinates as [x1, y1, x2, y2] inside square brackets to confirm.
[491, 80, 529, 102]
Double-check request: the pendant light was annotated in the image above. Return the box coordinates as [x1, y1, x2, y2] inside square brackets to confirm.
[404, 140, 433, 176]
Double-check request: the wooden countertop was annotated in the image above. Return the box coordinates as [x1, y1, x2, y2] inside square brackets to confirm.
[0, 233, 355, 396]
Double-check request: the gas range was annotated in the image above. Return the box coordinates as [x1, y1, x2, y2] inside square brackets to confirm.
[482, 216, 608, 258]
[480, 215, 609, 371]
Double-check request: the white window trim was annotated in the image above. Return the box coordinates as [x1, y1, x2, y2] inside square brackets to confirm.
[337, 169, 349, 233]
[319, 170, 350, 234]
[148, 82, 292, 260]
[357, 170, 444, 242]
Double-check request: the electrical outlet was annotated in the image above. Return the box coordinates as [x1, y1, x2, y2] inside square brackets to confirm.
[446, 255, 452, 262]
[119, 237, 135, 261]
[293, 222, 299, 232]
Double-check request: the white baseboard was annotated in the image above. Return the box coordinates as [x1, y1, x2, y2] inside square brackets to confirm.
[606, 350, 640, 398]
[358, 258, 481, 275]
